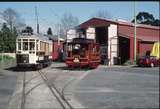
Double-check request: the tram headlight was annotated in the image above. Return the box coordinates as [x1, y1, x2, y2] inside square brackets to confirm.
[73, 58, 79, 63]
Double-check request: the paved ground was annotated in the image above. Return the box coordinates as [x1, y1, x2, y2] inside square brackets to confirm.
[74, 66, 159, 109]
[0, 69, 18, 109]
[8, 62, 88, 109]
[1, 62, 159, 109]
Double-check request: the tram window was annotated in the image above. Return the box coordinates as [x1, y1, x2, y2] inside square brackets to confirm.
[23, 39, 28, 42]
[36, 40, 38, 50]
[80, 47, 86, 57]
[68, 45, 72, 51]
[18, 42, 21, 50]
[29, 39, 35, 41]
[23, 42, 28, 50]
[29, 42, 35, 50]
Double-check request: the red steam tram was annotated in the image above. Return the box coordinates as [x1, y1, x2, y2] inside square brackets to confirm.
[66, 38, 100, 68]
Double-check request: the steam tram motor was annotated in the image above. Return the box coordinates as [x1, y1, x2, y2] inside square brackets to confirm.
[16, 33, 52, 68]
[66, 38, 100, 68]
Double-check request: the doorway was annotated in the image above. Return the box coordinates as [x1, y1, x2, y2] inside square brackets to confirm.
[95, 27, 108, 64]
[118, 36, 130, 64]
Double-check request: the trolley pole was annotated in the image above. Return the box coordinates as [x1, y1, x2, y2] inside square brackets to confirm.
[134, 1, 137, 64]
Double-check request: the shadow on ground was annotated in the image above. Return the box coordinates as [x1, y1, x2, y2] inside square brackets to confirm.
[52, 66, 92, 71]
[5, 66, 38, 72]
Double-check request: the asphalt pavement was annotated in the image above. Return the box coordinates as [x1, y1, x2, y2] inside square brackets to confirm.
[0, 69, 18, 109]
[1, 63, 159, 109]
[74, 66, 159, 109]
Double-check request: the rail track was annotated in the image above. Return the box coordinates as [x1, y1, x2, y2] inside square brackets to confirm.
[38, 70, 74, 109]
[20, 68, 74, 109]
[21, 71, 26, 109]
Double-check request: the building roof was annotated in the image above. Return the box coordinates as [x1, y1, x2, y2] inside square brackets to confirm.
[79, 17, 160, 30]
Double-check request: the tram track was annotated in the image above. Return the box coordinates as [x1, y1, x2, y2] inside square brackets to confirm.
[21, 71, 26, 109]
[20, 66, 75, 109]
[38, 70, 74, 109]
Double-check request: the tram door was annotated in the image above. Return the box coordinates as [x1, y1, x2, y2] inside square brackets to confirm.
[95, 27, 108, 65]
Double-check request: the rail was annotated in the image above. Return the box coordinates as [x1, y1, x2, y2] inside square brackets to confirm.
[38, 70, 74, 109]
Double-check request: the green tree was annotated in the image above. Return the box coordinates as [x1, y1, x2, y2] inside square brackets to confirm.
[0, 23, 17, 52]
[152, 19, 160, 26]
[1, 23, 11, 52]
[132, 12, 159, 26]
[0, 31, 3, 52]
[9, 27, 17, 52]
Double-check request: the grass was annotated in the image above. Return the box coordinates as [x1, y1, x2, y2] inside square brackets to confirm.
[0, 55, 15, 62]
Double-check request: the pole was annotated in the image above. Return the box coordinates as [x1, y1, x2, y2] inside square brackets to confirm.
[58, 25, 60, 46]
[35, 6, 39, 34]
[134, 1, 137, 64]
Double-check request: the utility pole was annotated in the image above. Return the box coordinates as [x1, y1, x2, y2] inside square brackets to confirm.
[35, 6, 39, 34]
[58, 24, 60, 46]
[134, 1, 137, 64]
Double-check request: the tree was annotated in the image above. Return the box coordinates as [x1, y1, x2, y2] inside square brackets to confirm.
[57, 13, 79, 38]
[92, 9, 112, 19]
[2, 8, 26, 32]
[132, 12, 160, 26]
[152, 19, 160, 26]
[0, 23, 17, 52]
[22, 26, 33, 34]
[47, 27, 53, 35]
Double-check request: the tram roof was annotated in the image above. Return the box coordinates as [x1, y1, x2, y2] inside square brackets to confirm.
[17, 33, 52, 42]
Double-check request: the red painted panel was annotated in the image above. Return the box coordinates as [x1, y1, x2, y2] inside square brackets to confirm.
[139, 42, 154, 57]
[130, 37, 134, 63]
[118, 24, 160, 41]
[52, 41, 64, 61]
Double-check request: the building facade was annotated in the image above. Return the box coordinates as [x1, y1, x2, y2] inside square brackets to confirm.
[68, 17, 159, 65]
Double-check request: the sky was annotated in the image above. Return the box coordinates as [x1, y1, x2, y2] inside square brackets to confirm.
[0, 2, 159, 34]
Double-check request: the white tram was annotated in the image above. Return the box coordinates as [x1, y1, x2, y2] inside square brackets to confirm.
[16, 33, 52, 68]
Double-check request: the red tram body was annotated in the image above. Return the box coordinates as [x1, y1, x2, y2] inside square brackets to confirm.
[52, 40, 64, 61]
[66, 38, 100, 68]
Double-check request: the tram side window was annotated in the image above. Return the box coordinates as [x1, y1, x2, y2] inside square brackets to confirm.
[29, 42, 35, 50]
[36, 40, 38, 50]
[23, 42, 28, 50]
[18, 42, 21, 50]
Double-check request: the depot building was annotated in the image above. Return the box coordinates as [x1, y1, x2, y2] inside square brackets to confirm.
[67, 17, 160, 65]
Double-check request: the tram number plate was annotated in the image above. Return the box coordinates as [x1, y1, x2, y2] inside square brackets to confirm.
[73, 58, 79, 63]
